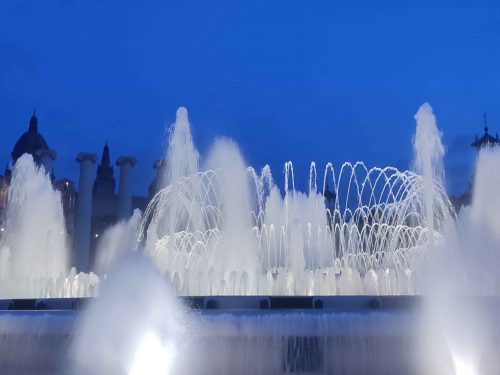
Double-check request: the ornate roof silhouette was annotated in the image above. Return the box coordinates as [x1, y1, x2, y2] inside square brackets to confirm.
[471, 114, 500, 149]
[11, 111, 50, 162]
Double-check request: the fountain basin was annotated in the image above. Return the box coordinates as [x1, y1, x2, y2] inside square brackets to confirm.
[2, 296, 500, 374]
[0, 296, 422, 374]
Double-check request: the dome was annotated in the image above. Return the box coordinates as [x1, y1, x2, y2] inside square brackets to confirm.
[11, 111, 50, 162]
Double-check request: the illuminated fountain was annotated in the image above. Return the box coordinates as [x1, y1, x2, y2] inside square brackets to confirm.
[140, 105, 453, 296]
[70, 253, 187, 375]
[3, 103, 500, 374]
[417, 146, 500, 374]
[0, 104, 453, 298]
[0, 154, 99, 298]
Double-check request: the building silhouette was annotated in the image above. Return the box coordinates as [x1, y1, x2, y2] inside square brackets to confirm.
[450, 114, 500, 210]
[2, 111, 499, 270]
[471, 115, 500, 150]
[0, 112, 157, 271]
[11, 110, 57, 175]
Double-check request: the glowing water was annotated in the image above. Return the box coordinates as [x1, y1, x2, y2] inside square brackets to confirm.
[0, 154, 68, 281]
[0, 104, 453, 298]
[413, 102, 445, 232]
[0, 155, 99, 298]
[418, 147, 500, 373]
[70, 254, 187, 374]
[162, 107, 200, 187]
[138, 107, 453, 296]
[0, 305, 422, 374]
[2, 103, 500, 374]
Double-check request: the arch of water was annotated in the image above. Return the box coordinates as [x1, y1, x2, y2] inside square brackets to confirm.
[139, 160, 453, 296]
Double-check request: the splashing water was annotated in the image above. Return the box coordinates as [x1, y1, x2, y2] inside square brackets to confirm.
[69, 253, 188, 374]
[163, 107, 200, 187]
[0, 155, 99, 298]
[4, 103, 500, 374]
[139, 106, 453, 296]
[418, 147, 500, 373]
[0, 155, 75, 297]
[0, 155, 68, 280]
[94, 209, 142, 275]
[0, 104, 454, 298]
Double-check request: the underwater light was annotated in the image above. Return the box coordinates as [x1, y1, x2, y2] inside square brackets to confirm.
[452, 354, 476, 375]
[129, 332, 176, 375]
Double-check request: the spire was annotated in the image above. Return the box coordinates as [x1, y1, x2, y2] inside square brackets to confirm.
[484, 113, 488, 134]
[29, 109, 38, 132]
[93, 141, 115, 196]
[101, 142, 111, 166]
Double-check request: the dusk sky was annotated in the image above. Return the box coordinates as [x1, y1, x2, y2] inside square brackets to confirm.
[1, 0, 499, 195]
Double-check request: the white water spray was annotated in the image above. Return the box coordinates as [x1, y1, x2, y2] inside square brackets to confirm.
[70, 254, 188, 374]
[413, 102, 445, 232]
[0, 155, 68, 292]
[94, 209, 142, 275]
[140, 106, 453, 296]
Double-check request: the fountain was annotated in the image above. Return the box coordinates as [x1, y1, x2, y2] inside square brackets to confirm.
[413, 102, 445, 233]
[140, 104, 453, 296]
[0, 104, 453, 298]
[1, 103, 500, 373]
[93, 209, 142, 275]
[70, 253, 188, 375]
[0, 154, 99, 298]
[416, 146, 500, 374]
[0, 154, 68, 281]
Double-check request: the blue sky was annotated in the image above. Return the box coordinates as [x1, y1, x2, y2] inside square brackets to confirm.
[1, 0, 499, 195]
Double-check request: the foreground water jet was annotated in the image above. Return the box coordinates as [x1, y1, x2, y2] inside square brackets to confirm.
[70, 253, 187, 374]
[418, 146, 500, 374]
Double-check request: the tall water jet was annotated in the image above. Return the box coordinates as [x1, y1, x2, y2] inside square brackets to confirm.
[0, 154, 68, 289]
[162, 107, 199, 187]
[413, 102, 445, 233]
[205, 138, 259, 294]
[144, 107, 202, 249]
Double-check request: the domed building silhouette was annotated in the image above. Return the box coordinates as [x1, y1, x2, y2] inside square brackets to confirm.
[0, 111, 152, 272]
[10, 110, 57, 175]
